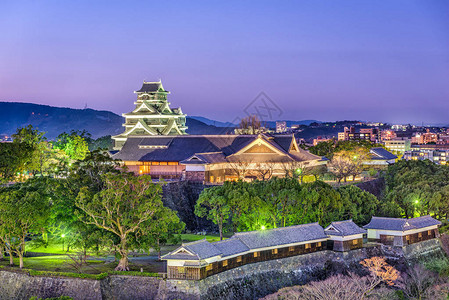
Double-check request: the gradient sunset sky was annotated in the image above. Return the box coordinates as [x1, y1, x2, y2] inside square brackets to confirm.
[1, 1, 448, 124]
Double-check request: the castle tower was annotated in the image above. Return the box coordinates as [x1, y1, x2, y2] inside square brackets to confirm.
[112, 80, 188, 150]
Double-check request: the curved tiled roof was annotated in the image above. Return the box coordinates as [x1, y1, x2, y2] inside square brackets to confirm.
[162, 222, 328, 261]
[363, 216, 441, 231]
[325, 220, 366, 236]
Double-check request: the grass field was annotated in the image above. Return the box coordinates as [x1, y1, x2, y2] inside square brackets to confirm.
[1, 233, 224, 274]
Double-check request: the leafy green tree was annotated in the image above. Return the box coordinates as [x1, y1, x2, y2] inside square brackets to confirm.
[296, 181, 341, 225]
[261, 177, 302, 228]
[0, 142, 33, 182]
[335, 185, 379, 225]
[0, 178, 51, 268]
[383, 160, 449, 219]
[76, 173, 170, 271]
[54, 131, 89, 161]
[195, 186, 231, 240]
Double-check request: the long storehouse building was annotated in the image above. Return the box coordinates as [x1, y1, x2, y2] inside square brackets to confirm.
[364, 215, 441, 246]
[162, 222, 330, 280]
[163, 216, 441, 280]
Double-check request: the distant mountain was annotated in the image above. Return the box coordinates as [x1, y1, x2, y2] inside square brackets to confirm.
[0, 102, 124, 139]
[0, 102, 228, 139]
[264, 120, 321, 128]
[190, 116, 321, 129]
[189, 116, 236, 127]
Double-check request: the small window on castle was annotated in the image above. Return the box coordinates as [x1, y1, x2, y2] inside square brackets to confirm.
[222, 260, 228, 267]
[236, 256, 242, 262]
[305, 243, 311, 249]
[418, 232, 422, 238]
[253, 252, 260, 258]
[317, 242, 322, 247]
[289, 246, 295, 252]
[206, 264, 212, 271]
[272, 248, 278, 255]
[428, 230, 432, 236]
[352, 239, 358, 245]
[406, 235, 410, 240]
[178, 267, 185, 273]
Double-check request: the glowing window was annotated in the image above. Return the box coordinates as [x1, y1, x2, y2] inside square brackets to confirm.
[222, 260, 228, 267]
[253, 252, 260, 258]
[289, 246, 295, 252]
[272, 248, 278, 255]
[206, 264, 212, 271]
[236, 256, 242, 262]
[305, 243, 311, 249]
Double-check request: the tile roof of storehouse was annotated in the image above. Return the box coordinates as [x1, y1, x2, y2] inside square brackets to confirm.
[370, 148, 398, 160]
[363, 216, 441, 231]
[232, 222, 328, 250]
[324, 220, 366, 236]
[163, 222, 328, 261]
[162, 239, 222, 261]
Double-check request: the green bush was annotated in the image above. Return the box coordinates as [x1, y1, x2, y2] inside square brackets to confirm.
[424, 257, 449, 277]
[22, 269, 161, 280]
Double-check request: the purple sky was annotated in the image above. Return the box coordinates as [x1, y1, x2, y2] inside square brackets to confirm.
[1, 1, 448, 124]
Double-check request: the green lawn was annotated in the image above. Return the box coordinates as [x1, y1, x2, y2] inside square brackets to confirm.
[180, 233, 224, 243]
[27, 243, 75, 255]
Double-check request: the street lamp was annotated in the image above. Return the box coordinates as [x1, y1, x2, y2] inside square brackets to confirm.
[261, 225, 266, 230]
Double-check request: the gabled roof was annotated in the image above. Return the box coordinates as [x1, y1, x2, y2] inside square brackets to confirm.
[370, 148, 397, 160]
[232, 223, 327, 250]
[363, 216, 441, 231]
[135, 81, 168, 93]
[113, 135, 320, 163]
[180, 152, 227, 164]
[163, 239, 222, 261]
[324, 220, 366, 237]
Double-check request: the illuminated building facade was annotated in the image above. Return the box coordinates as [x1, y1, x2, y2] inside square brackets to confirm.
[112, 81, 187, 150]
[112, 134, 326, 182]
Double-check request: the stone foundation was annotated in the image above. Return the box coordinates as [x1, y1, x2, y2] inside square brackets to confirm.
[0, 239, 446, 300]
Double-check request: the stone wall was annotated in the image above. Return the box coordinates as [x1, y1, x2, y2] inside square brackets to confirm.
[0, 239, 446, 300]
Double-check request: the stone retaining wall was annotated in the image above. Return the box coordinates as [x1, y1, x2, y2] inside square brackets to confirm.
[0, 239, 445, 300]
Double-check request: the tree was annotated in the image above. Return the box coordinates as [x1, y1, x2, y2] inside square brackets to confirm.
[75, 173, 169, 271]
[227, 158, 253, 180]
[195, 186, 231, 240]
[336, 185, 379, 225]
[0, 179, 51, 268]
[236, 115, 263, 134]
[0, 142, 33, 182]
[54, 131, 89, 161]
[254, 161, 275, 181]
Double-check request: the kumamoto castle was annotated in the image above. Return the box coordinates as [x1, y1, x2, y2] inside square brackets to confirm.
[111, 81, 443, 281]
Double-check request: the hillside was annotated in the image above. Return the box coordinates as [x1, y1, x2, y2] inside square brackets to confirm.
[0, 102, 230, 139]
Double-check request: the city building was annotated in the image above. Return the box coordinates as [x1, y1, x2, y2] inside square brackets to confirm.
[276, 121, 287, 133]
[313, 137, 332, 146]
[380, 130, 397, 141]
[112, 80, 187, 150]
[338, 127, 380, 143]
[324, 220, 366, 252]
[112, 133, 326, 182]
[384, 138, 411, 153]
[411, 129, 438, 145]
[364, 216, 441, 247]
[363, 147, 397, 167]
[403, 149, 449, 165]
[162, 222, 328, 280]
